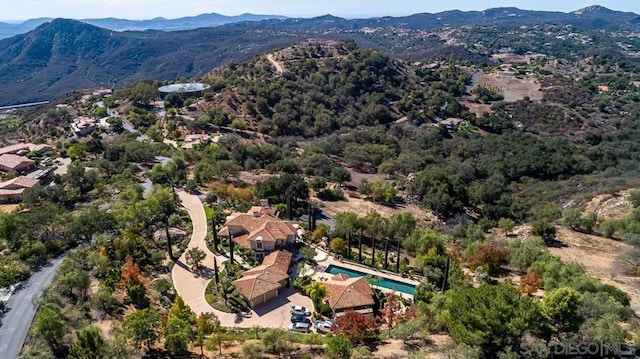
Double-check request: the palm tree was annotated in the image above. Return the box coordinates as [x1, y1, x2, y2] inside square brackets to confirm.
[305, 281, 327, 314]
[220, 280, 234, 305]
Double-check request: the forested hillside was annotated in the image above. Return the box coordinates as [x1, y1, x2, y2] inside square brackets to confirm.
[203, 41, 469, 137]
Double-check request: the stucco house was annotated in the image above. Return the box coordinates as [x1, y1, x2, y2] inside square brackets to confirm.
[0, 144, 31, 156]
[233, 250, 292, 307]
[219, 202, 299, 259]
[322, 273, 375, 318]
[0, 176, 40, 202]
[0, 154, 36, 173]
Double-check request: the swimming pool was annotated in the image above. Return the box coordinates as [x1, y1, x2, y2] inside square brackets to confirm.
[325, 264, 416, 295]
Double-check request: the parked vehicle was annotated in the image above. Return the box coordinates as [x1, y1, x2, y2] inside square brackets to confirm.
[291, 314, 311, 324]
[314, 320, 335, 333]
[288, 322, 311, 333]
[290, 305, 311, 316]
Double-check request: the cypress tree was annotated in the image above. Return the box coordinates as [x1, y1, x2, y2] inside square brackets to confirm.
[228, 229, 234, 264]
[212, 215, 218, 251]
[214, 256, 220, 285]
[396, 240, 401, 273]
[358, 229, 363, 262]
[347, 232, 352, 259]
[384, 240, 389, 270]
[371, 237, 376, 267]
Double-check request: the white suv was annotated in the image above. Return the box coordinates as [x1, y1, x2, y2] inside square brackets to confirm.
[290, 305, 311, 316]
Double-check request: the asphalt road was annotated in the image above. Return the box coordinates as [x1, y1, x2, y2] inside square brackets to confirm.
[0, 256, 66, 359]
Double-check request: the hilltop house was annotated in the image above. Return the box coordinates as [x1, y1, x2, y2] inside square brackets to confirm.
[322, 274, 375, 318]
[71, 117, 96, 137]
[440, 118, 464, 132]
[233, 250, 292, 307]
[0, 176, 40, 202]
[219, 201, 299, 259]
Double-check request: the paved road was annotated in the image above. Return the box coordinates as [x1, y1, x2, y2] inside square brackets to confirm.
[0, 256, 66, 359]
[171, 191, 312, 328]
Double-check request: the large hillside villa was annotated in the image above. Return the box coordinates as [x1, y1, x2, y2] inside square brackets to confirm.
[233, 249, 292, 308]
[322, 273, 375, 317]
[219, 201, 299, 259]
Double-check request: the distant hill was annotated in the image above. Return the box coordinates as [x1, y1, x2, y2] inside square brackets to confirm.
[1, 6, 639, 105]
[0, 19, 303, 106]
[0, 13, 287, 39]
[246, 5, 639, 31]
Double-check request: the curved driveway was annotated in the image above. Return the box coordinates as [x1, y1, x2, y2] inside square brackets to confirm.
[171, 191, 312, 328]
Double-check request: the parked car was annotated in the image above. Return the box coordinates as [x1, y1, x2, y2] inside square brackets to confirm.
[291, 314, 311, 324]
[314, 320, 335, 333]
[288, 322, 311, 333]
[290, 305, 311, 316]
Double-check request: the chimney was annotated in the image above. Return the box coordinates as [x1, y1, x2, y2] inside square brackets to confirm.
[253, 211, 260, 218]
[260, 199, 270, 208]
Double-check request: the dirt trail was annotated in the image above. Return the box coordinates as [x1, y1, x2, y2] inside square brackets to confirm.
[267, 54, 284, 74]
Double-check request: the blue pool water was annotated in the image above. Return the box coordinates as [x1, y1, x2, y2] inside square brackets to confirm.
[325, 265, 416, 295]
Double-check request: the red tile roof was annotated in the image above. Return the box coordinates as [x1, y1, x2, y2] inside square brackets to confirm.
[323, 274, 375, 312]
[0, 154, 35, 171]
[0, 176, 39, 189]
[220, 208, 297, 249]
[0, 144, 31, 156]
[233, 250, 292, 302]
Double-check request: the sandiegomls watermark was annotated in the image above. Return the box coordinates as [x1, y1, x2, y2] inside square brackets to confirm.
[520, 342, 637, 357]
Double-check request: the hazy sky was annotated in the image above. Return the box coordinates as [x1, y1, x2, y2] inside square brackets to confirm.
[1, 0, 639, 21]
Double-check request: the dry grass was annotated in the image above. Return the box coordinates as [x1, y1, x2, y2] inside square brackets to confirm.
[486, 73, 543, 102]
[0, 204, 19, 213]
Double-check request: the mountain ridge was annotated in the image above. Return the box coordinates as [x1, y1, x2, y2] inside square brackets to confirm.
[0, 13, 288, 39]
[1, 6, 640, 106]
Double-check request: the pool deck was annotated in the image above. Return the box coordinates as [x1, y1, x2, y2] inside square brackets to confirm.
[309, 247, 421, 299]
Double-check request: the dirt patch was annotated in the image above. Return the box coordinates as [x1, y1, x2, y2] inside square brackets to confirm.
[314, 195, 440, 228]
[549, 227, 640, 313]
[490, 53, 532, 64]
[486, 73, 543, 102]
[93, 320, 114, 340]
[236, 171, 276, 186]
[583, 189, 634, 220]
[373, 339, 410, 358]
[0, 204, 18, 213]
[347, 169, 387, 186]
[461, 101, 492, 117]
[550, 227, 631, 277]
[506, 224, 640, 313]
